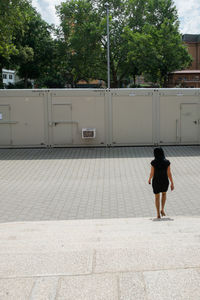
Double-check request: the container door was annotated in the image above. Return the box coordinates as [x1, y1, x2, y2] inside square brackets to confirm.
[52, 104, 72, 145]
[0, 105, 11, 145]
[180, 104, 199, 143]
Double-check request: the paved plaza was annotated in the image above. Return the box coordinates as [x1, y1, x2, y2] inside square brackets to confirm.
[0, 146, 200, 223]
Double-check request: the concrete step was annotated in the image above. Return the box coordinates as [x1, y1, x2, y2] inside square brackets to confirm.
[0, 216, 200, 299]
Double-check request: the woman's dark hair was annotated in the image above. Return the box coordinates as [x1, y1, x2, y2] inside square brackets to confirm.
[154, 147, 165, 160]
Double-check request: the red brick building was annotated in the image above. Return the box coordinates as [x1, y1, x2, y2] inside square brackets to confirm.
[182, 34, 200, 70]
[168, 70, 200, 88]
[168, 34, 200, 88]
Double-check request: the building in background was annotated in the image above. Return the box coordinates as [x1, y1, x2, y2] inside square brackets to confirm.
[2, 69, 15, 86]
[76, 79, 106, 88]
[168, 34, 200, 88]
[2, 69, 35, 89]
[182, 34, 200, 70]
[168, 70, 200, 88]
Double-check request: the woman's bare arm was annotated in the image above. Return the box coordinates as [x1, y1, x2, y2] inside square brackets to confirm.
[148, 166, 154, 184]
[167, 166, 174, 190]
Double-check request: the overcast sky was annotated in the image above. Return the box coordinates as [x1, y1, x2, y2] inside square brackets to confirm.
[32, 0, 200, 34]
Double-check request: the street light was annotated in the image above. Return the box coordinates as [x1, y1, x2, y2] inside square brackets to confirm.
[105, 2, 110, 89]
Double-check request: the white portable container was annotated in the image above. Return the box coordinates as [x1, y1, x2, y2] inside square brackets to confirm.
[1, 88, 200, 147]
[0, 89, 48, 147]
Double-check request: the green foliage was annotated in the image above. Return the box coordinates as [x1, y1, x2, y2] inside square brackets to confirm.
[123, 0, 191, 87]
[11, 5, 55, 87]
[57, 0, 191, 88]
[0, 0, 32, 87]
[57, 0, 130, 87]
[0, 0, 31, 59]
[126, 14, 192, 86]
[0, 1, 61, 88]
[6, 80, 32, 89]
[57, 0, 105, 84]
[0, 0, 192, 89]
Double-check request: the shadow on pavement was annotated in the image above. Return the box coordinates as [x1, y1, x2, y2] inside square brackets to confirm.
[0, 146, 199, 160]
[151, 217, 174, 222]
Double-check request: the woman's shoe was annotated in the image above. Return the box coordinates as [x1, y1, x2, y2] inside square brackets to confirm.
[161, 210, 166, 217]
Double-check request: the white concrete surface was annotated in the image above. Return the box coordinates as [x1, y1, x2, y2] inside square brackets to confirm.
[0, 216, 200, 299]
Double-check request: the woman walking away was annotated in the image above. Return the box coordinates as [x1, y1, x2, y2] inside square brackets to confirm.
[148, 148, 174, 219]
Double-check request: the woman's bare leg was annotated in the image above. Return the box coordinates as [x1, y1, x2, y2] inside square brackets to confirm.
[155, 194, 160, 218]
[161, 192, 166, 216]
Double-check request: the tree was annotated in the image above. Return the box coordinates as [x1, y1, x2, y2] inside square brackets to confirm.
[1, 0, 192, 89]
[57, 0, 132, 87]
[57, 0, 105, 86]
[125, 0, 192, 86]
[91, 0, 130, 87]
[0, 0, 31, 87]
[0, 1, 57, 88]
[11, 5, 55, 88]
[34, 37, 70, 88]
[57, 0, 191, 88]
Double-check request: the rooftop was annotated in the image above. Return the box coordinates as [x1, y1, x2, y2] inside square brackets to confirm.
[182, 34, 200, 43]
[171, 70, 200, 74]
[2, 69, 15, 74]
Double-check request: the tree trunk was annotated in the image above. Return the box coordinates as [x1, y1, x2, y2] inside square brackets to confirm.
[24, 74, 28, 88]
[111, 68, 118, 88]
[110, 57, 118, 88]
[159, 75, 164, 88]
[133, 74, 136, 86]
[163, 74, 168, 88]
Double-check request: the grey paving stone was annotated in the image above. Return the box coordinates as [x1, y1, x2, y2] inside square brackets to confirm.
[144, 268, 200, 300]
[0, 146, 200, 222]
[0, 277, 35, 300]
[57, 274, 118, 300]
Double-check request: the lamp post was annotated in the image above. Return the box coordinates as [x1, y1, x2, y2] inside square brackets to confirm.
[105, 2, 110, 89]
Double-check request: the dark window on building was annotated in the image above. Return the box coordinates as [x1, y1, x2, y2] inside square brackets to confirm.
[3, 74, 7, 79]
[9, 75, 13, 79]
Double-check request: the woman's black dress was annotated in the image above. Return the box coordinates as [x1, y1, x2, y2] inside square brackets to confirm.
[151, 159, 170, 194]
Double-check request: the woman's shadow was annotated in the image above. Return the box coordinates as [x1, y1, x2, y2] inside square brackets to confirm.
[151, 217, 174, 222]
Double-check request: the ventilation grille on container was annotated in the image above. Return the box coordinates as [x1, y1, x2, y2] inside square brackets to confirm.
[82, 128, 96, 139]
